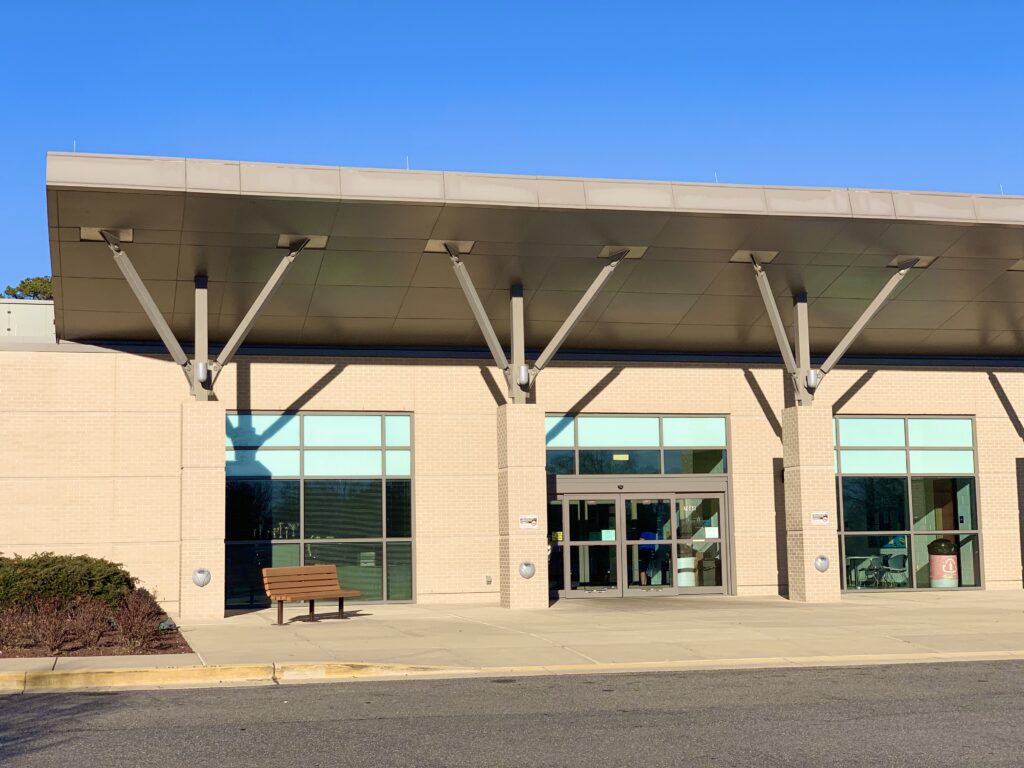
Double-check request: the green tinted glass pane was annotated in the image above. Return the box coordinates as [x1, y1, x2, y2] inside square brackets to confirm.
[304, 415, 382, 447]
[384, 416, 411, 447]
[662, 417, 727, 447]
[546, 450, 576, 475]
[385, 480, 412, 538]
[385, 450, 411, 476]
[545, 416, 575, 448]
[577, 417, 659, 448]
[838, 418, 905, 447]
[386, 542, 413, 600]
[305, 542, 383, 600]
[226, 414, 299, 448]
[225, 479, 300, 540]
[839, 450, 907, 474]
[663, 449, 726, 474]
[912, 477, 976, 530]
[907, 419, 973, 448]
[304, 450, 382, 477]
[226, 450, 300, 477]
[579, 450, 660, 474]
[224, 542, 300, 609]
[304, 480, 382, 538]
[909, 450, 974, 474]
[841, 477, 909, 531]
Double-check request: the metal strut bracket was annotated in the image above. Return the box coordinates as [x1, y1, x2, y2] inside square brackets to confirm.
[446, 242, 628, 402]
[101, 230, 313, 396]
[750, 255, 918, 404]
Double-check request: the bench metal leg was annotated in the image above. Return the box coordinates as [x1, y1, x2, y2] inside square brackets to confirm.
[309, 599, 316, 622]
[339, 597, 344, 618]
[277, 600, 283, 626]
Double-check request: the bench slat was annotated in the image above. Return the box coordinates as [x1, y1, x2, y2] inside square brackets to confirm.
[267, 586, 354, 596]
[271, 590, 362, 600]
[263, 565, 337, 577]
[264, 578, 340, 589]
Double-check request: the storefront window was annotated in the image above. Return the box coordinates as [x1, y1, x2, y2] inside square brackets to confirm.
[545, 414, 728, 476]
[225, 412, 414, 608]
[836, 417, 980, 590]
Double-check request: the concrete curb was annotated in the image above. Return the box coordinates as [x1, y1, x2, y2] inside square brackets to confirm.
[273, 662, 466, 683]
[4, 650, 1024, 693]
[0, 672, 26, 694]
[22, 664, 275, 692]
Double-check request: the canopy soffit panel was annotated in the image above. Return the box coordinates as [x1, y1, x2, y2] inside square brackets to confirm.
[46, 153, 1024, 356]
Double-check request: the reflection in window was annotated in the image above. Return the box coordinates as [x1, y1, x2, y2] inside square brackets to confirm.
[841, 477, 908, 532]
[579, 450, 660, 475]
[664, 449, 726, 474]
[226, 480, 300, 540]
[304, 480, 382, 539]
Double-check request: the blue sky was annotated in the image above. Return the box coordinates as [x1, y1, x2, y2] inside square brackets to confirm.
[2, 1, 1022, 287]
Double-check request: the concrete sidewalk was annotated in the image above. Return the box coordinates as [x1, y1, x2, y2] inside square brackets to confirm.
[183, 590, 1024, 668]
[5, 591, 1024, 690]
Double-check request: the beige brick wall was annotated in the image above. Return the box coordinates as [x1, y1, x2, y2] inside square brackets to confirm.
[0, 348, 188, 615]
[2, 347, 1022, 619]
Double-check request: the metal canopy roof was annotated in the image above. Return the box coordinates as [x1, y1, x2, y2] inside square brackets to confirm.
[46, 152, 1024, 357]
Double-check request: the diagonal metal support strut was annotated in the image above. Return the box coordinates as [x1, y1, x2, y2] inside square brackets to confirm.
[818, 259, 917, 376]
[749, 255, 917, 404]
[445, 243, 511, 383]
[100, 230, 191, 383]
[213, 238, 310, 380]
[529, 249, 629, 384]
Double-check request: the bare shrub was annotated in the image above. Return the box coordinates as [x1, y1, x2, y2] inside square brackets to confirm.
[0, 604, 29, 650]
[113, 589, 163, 653]
[26, 598, 74, 655]
[69, 597, 112, 649]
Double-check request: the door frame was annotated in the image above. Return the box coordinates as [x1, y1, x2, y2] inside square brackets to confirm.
[554, 475, 734, 598]
[562, 495, 624, 598]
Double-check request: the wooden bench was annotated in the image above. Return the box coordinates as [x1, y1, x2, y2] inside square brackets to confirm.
[262, 565, 361, 625]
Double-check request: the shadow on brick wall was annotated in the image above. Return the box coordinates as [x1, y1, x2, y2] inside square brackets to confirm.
[987, 373, 1024, 583]
[773, 457, 789, 597]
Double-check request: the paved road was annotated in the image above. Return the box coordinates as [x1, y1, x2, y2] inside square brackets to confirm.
[3, 661, 1023, 767]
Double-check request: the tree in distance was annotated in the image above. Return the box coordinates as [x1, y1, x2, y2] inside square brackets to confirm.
[3, 276, 53, 300]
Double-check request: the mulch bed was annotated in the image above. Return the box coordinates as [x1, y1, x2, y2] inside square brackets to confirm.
[0, 622, 193, 659]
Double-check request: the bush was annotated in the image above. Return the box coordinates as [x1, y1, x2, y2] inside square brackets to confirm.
[0, 604, 29, 650]
[113, 589, 163, 653]
[25, 598, 75, 655]
[68, 597, 113, 648]
[0, 553, 136, 607]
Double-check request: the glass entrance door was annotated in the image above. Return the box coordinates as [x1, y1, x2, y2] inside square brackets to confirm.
[565, 498, 621, 596]
[624, 498, 674, 594]
[675, 495, 725, 592]
[561, 492, 727, 598]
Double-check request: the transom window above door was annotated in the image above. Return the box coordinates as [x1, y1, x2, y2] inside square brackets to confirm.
[545, 414, 728, 476]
